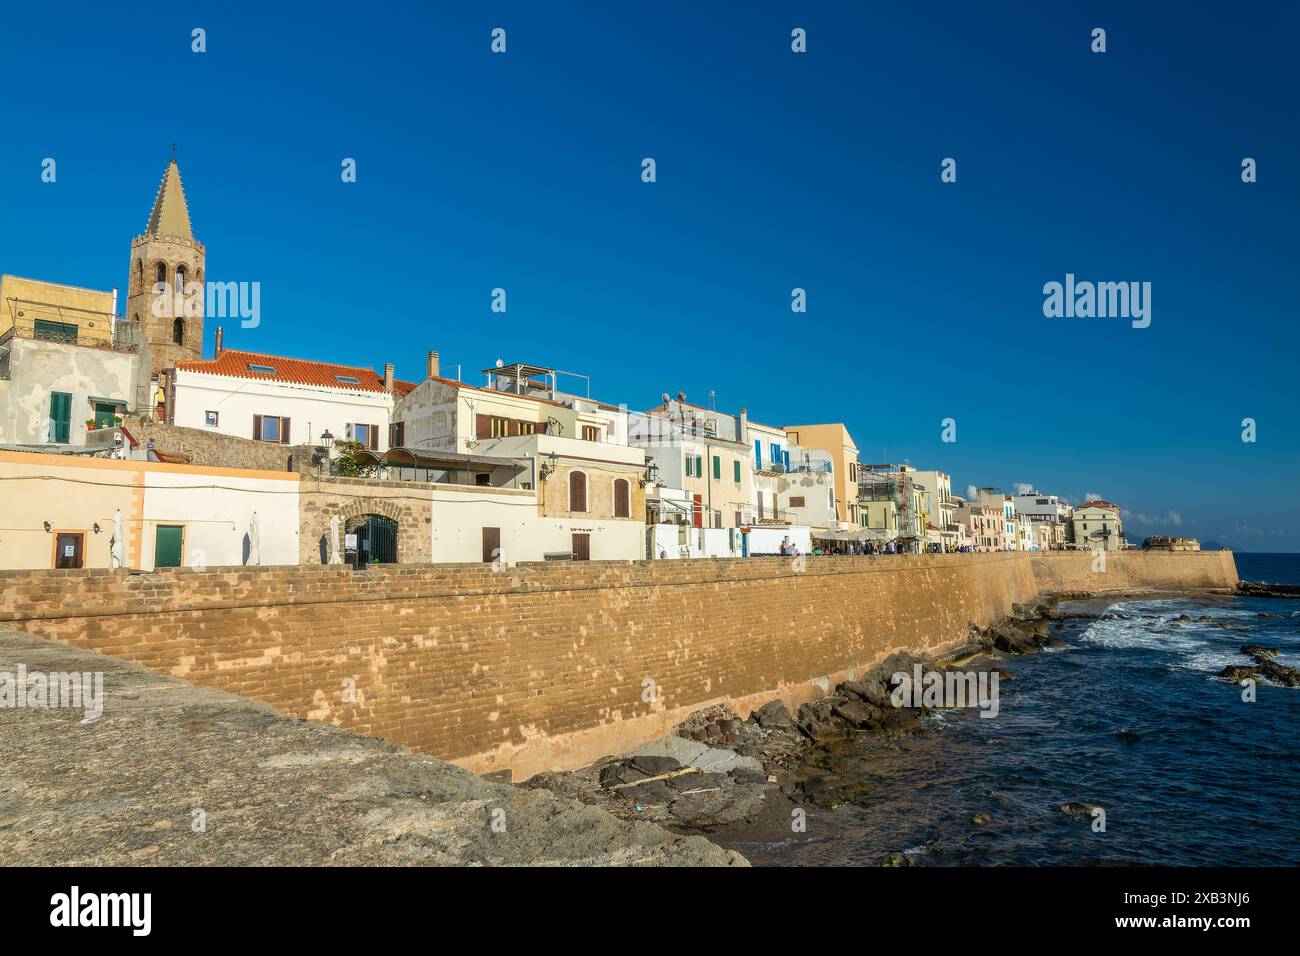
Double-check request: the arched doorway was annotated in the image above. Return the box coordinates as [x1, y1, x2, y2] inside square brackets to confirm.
[348, 514, 398, 564]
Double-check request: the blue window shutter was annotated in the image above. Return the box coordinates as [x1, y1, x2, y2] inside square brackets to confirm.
[754, 439, 761, 470]
[783, 450, 790, 471]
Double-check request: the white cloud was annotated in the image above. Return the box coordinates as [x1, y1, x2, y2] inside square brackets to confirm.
[1013, 482, 1034, 495]
[966, 484, 978, 500]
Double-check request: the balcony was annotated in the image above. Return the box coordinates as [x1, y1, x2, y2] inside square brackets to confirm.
[1, 311, 137, 353]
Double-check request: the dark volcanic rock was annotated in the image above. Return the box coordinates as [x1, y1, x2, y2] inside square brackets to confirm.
[628, 754, 682, 776]
[751, 700, 793, 730]
[832, 699, 885, 729]
[1237, 581, 1300, 599]
[1220, 665, 1259, 684]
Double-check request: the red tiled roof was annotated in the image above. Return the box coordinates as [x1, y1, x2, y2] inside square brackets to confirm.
[1078, 500, 1120, 511]
[176, 349, 403, 394]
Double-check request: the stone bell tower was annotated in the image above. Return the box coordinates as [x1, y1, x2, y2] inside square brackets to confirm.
[126, 156, 205, 413]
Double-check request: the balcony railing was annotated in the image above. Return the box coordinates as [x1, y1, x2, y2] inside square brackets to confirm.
[1, 314, 136, 352]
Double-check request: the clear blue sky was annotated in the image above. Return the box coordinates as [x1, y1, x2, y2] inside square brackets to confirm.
[2, 1, 1296, 549]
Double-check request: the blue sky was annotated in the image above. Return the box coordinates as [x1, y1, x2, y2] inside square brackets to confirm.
[2, 1, 1297, 548]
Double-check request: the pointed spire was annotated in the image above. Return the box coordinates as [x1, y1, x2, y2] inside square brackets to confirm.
[145, 157, 194, 241]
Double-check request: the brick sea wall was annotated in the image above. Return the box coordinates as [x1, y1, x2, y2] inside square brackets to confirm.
[0, 550, 1238, 779]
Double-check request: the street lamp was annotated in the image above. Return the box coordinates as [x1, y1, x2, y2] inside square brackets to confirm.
[313, 429, 336, 476]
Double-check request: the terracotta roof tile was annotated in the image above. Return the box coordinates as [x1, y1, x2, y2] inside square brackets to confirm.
[176, 349, 396, 394]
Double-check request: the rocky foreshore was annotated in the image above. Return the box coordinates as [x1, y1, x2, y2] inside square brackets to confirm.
[1236, 580, 1300, 600]
[524, 593, 1082, 858]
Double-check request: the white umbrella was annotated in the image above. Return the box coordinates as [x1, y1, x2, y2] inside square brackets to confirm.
[328, 514, 343, 565]
[248, 511, 261, 566]
[110, 509, 126, 569]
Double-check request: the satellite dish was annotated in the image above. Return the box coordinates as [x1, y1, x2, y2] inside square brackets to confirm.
[661, 392, 671, 405]
[495, 359, 504, 368]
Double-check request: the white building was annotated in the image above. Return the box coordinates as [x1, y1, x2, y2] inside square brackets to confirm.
[171, 342, 411, 451]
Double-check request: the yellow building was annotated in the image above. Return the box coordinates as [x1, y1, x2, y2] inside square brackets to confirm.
[783, 423, 860, 527]
[1, 275, 117, 347]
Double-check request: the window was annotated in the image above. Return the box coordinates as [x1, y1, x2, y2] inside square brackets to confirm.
[582, 425, 599, 441]
[172, 318, 184, 345]
[790, 496, 806, 508]
[335, 375, 361, 385]
[175, 264, 187, 294]
[770, 442, 780, 464]
[569, 471, 587, 512]
[34, 319, 78, 344]
[155, 262, 167, 285]
[248, 364, 278, 375]
[754, 439, 762, 470]
[348, 423, 379, 450]
[490, 416, 510, 438]
[733, 460, 741, 483]
[712, 455, 721, 480]
[389, 421, 405, 447]
[685, 454, 696, 478]
[254, 414, 291, 444]
[48, 392, 71, 443]
[613, 478, 630, 518]
[133, 259, 143, 294]
[205, 410, 219, 427]
[93, 402, 117, 429]
[475, 473, 491, 486]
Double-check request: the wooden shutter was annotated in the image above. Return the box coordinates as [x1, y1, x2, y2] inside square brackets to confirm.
[368, 424, 378, 450]
[614, 479, 629, 518]
[569, 471, 586, 512]
[476, 414, 490, 439]
[254, 414, 263, 441]
[280, 417, 291, 445]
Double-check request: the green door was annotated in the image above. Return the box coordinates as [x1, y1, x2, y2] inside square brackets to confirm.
[49, 392, 71, 443]
[155, 525, 183, 568]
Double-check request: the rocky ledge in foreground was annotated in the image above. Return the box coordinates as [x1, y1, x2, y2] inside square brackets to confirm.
[0, 628, 744, 866]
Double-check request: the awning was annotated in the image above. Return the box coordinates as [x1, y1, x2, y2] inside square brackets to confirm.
[88, 396, 128, 406]
[354, 447, 529, 471]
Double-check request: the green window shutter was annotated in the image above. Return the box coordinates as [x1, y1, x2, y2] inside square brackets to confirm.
[49, 392, 71, 443]
[733, 460, 741, 483]
[712, 456, 720, 480]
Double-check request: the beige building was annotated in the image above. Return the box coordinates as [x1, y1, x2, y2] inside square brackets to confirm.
[1072, 500, 1124, 550]
[0, 448, 300, 571]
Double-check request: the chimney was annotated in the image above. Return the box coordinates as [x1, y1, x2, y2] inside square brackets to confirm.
[738, 407, 748, 443]
[383, 363, 394, 393]
[427, 350, 439, 380]
[214, 326, 224, 357]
